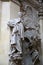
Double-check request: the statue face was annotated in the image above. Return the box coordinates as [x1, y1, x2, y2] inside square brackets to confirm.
[18, 12, 22, 18]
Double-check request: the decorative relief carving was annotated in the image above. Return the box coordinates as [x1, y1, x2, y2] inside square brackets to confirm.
[20, 1, 41, 65]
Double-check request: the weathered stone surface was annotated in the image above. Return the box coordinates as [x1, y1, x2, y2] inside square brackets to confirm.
[20, 1, 41, 65]
[8, 1, 41, 65]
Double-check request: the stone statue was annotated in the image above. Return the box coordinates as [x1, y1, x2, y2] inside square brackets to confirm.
[8, 12, 24, 65]
[11, 20, 24, 54]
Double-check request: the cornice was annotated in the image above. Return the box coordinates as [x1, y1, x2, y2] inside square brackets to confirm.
[1, 0, 43, 11]
[1, 0, 10, 1]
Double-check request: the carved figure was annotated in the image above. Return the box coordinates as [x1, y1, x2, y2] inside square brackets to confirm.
[10, 17, 24, 55]
[8, 12, 24, 65]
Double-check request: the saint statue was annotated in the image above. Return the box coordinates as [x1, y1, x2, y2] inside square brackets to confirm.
[8, 12, 24, 65]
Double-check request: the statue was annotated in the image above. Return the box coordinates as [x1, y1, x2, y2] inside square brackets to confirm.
[8, 12, 24, 65]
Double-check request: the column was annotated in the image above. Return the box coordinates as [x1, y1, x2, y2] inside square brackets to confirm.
[1, 2, 10, 65]
[38, 0, 43, 64]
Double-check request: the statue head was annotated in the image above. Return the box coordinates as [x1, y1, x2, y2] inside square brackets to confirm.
[18, 12, 22, 18]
